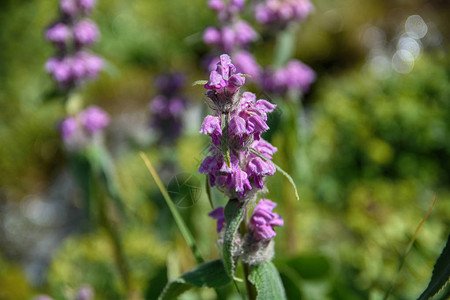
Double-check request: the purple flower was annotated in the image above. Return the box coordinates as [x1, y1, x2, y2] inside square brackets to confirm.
[155, 73, 186, 96]
[255, 0, 314, 27]
[234, 21, 257, 45]
[73, 19, 99, 46]
[203, 21, 257, 53]
[79, 105, 110, 134]
[232, 51, 262, 82]
[248, 199, 283, 240]
[46, 57, 72, 85]
[200, 116, 222, 145]
[149, 72, 189, 144]
[263, 59, 315, 94]
[60, 0, 78, 17]
[60, 116, 78, 141]
[199, 56, 278, 198]
[208, 0, 246, 21]
[46, 0, 101, 90]
[77, 0, 97, 14]
[46, 23, 71, 46]
[208, 206, 225, 232]
[204, 54, 245, 111]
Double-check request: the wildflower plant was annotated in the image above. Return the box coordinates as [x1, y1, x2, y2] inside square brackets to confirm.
[158, 54, 296, 300]
[45, 0, 103, 91]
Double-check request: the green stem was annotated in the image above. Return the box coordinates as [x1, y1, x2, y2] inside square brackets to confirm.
[273, 24, 297, 68]
[98, 194, 132, 297]
[239, 207, 256, 300]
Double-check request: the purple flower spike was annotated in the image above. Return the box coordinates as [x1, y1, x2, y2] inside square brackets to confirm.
[79, 105, 110, 134]
[46, 0, 101, 90]
[249, 199, 283, 240]
[73, 19, 100, 46]
[208, 206, 225, 232]
[199, 55, 277, 199]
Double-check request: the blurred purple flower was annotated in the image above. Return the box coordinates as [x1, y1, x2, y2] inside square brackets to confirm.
[149, 73, 189, 144]
[263, 59, 315, 94]
[255, 0, 314, 27]
[232, 50, 262, 81]
[208, 206, 225, 232]
[79, 105, 110, 134]
[78, 0, 97, 14]
[60, 116, 78, 141]
[248, 199, 283, 240]
[203, 21, 257, 53]
[45, 23, 71, 46]
[73, 19, 100, 46]
[46, 0, 102, 90]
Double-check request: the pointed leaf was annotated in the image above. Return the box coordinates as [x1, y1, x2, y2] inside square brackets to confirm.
[249, 261, 287, 300]
[418, 234, 450, 300]
[222, 199, 245, 279]
[158, 260, 231, 300]
[192, 80, 208, 86]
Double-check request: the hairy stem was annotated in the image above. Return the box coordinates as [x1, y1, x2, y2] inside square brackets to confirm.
[239, 206, 256, 300]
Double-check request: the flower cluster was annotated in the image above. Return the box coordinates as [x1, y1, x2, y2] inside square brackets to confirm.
[248, 199, 284, 240]
[263, 59, 316, 94]
[60, 105, 109, 151]
[203, 20, 257, 52]
[45, 0, 102, 89]
[199, 54, 277, 199]
[208, 199, 283, 263]
[149, 73, 188, 144]
[208, 0, 246, 22]
[255, 0, 314, 27]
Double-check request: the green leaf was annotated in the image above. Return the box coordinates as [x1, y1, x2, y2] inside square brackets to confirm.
[418, 234, 450, 300]
[140, 152, 204, 264]
[192, 80, 208, 86]
[158, 260, 231, 300]
[222, 199, 245, 279]
[249, 148, 299, 201]
[249, 261, 287, 300]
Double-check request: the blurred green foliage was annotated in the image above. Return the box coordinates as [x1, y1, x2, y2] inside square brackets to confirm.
[0, 0, 449, 299]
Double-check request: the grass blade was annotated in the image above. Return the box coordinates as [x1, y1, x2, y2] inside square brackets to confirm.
[140, 152, 204, 264]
